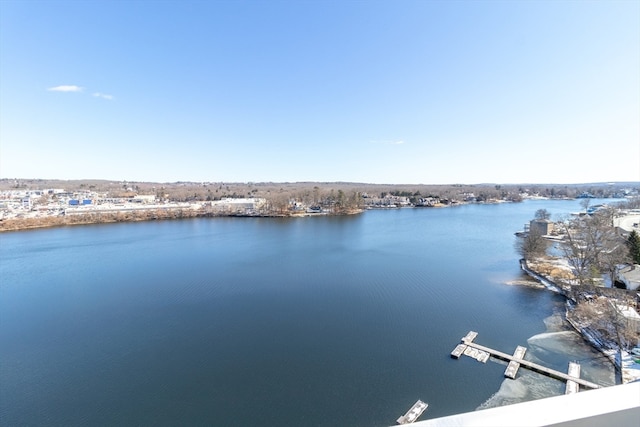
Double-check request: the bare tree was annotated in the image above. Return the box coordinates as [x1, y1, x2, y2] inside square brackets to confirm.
[560, 209, 630, 286]
[534, 209, 551, 220]
[570, 296, 639, 350]
[515, 228, 547, 259]
[559, 217, 598, 285]
[579, 198, 591, 213]
[596, 208, 631, 286]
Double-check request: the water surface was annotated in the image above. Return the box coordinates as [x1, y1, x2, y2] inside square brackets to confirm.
[0, 199, 615, 426]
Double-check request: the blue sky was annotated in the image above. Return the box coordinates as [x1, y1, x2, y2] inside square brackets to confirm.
[1, 0, 638, 184]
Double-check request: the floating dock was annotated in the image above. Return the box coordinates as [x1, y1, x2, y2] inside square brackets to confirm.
[450, 331, 480, 359]
[450, 343, 467, 358]
[462, 331, 478, 343]
[565, 362, 581, 394]
[463, 345, 490, 363]
[451, 331, 599, 390]
[504, 346, 527, 379]
[396, 400, 428, 424]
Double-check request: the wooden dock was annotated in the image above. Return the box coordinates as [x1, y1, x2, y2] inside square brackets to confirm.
[451, 343, 467, 358]
[396, 400, 428, 424]
[451, 331, 600, 390]
[504, 346, 527, 379]
[463, 345, 490, 363]
[462, 331, 478, 343]
[565, 362, 581, 394]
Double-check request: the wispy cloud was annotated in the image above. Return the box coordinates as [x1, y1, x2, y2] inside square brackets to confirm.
[93, 92, 114, 100]
[47, 85, 84, 92]
[47, 85, 115, 100]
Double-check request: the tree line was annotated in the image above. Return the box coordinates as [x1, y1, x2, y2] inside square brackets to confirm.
[2, 179, 635, 205]
[517, 199, 640, 287]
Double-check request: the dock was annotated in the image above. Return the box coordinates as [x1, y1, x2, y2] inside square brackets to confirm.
[462, 331, 478, 343]
[396, 400, 428, 424]
[451, 343, 467, 358]
[566, 362, 581, 394]
[504, 346, 527, 379]
[463, 345, 490, 363]
[450, 331, 480, 359]
[451, 331, 600, 390]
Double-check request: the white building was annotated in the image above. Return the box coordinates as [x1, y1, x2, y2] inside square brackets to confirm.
[614, 303, 640, 332]
[613, 213, 640, 233]
[210, 198, 266, 214]
[131, 195, 156, 204]
[617, 265, 640, 290]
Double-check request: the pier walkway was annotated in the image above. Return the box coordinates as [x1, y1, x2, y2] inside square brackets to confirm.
[451, 331, 600, 391]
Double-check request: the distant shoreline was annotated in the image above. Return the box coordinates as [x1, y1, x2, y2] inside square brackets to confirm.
[0, 207, 366, 233]
[2, 180, 633, 232]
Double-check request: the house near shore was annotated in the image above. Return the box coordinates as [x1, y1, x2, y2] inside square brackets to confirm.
[529, 219, 554, 236]
[617, 265, 640, 291]
[209, 198, 266, 215]
[613, 212, 640, 234]
[131, 194, 156, 204]
[613, 302, 640, 333]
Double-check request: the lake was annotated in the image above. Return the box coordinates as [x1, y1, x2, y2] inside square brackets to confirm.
[0, 199, 616, 426]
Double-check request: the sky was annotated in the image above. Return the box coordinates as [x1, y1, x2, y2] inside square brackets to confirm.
[1, 0, 638, 185]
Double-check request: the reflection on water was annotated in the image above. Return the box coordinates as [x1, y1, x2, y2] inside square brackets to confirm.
[478, 311, 616, 410]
